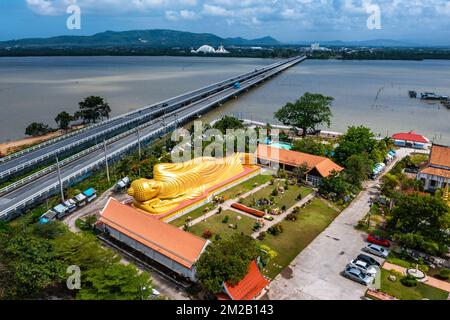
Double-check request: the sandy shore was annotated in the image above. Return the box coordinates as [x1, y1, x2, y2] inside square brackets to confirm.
[0, 131, 64, 157]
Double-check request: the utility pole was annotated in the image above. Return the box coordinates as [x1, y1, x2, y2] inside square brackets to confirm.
[103, 140, 110, 184]
[56, 156, 65, 202]
[137, 126, 142, 177]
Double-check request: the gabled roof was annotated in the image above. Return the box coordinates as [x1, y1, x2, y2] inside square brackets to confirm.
[223, 261, 269, 300]
[392, 131, 430, 144]
[256, 144, 343, 178]
[429, 144, 450, 169]
[99, 198, 208, 269]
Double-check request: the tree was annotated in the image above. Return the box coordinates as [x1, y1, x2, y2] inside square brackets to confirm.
[25, 122, 52, 137]
[292, 138, 325, 156]
[334, 126, 378, 166]
[77, 96, 111, 123]
[388, 193, 450, 254]
[196, 233, 259, 293]
[319, 171, 355, 200]
[213, 116, 244, 134]
[381, 173, 400, 197]
[274, 92, 333, 138]
[344, 153, 373, 187]
[55, 111, 74, 131]
[292, 162, 309, 182]
[77, 264, 152, 300]
[1, 233, 65, 298]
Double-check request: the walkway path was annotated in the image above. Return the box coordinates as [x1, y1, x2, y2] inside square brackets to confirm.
[383, 262, 450, 293]
[267, 148, 428, 300]
[251, 192, 316, 238]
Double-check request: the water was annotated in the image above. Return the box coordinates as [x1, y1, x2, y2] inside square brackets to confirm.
[0, 57, 449, 145]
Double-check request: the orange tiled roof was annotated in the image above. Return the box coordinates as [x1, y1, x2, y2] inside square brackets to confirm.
[429, 145, 450, 169]
[420, 167, 450, 179]
[223, 261, 269, 300]
[256, 144, 344, 178]
[99, 198, 208, 269]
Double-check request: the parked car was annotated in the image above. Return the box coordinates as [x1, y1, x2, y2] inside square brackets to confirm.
[343, 266, 374, 286]
[357, 254, 381, 267]
[362, 243, 390, 258]
[367, 234, 390, 247]
[263, 215, 274, 221]
[349, 259, 378, 276]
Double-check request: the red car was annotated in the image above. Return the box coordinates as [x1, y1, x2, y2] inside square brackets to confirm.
[367, 234, 390, 247]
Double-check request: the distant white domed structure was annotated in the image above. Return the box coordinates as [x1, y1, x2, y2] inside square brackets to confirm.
[191, 45, 229, 54]
[216, 46, 229, 54]
[192, 45, 216, 54]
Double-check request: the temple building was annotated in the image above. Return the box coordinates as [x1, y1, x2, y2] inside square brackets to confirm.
[256, 145, 344, 186]
[217, 261, 269, 300]
[97, 198, 210, 282]
[417, 144, 450, 191]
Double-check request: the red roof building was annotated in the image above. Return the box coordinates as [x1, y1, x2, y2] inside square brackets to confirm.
[218, 261, 269, 300]
[417, 144, 450, 191]
[256, 144, 344, 186]
[392, 131, 430, 144]
[98, 198, 209, 282]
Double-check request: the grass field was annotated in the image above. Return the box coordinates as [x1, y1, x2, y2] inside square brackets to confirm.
[241, 180, 313, 211]
[379, 269, 448, 300]
[169, 203, 218, 227]
[261, 198, 340, 279]
[217, 174, 272, 200]
[187, 210, 256, 240]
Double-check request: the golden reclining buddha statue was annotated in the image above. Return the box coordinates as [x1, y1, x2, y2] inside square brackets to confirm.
[128, 153, 254, 215]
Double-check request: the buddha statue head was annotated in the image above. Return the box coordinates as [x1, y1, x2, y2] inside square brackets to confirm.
[128, 179, 161, 202]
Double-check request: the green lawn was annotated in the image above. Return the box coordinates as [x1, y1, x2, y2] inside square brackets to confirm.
[217, 174, 272, 200]
[379, 269, 448, 300]
[261, 198, 340, 279]
[169, 203, 218, 227]
[187, 210, 256, 240]
[241, 180, 313, 211]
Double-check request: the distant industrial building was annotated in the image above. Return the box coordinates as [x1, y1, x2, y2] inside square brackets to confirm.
[97, 198, 210, 282]
[417, 144, 450, 191]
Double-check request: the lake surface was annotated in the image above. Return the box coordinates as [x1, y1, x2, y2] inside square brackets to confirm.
[0, 56, 449, 144]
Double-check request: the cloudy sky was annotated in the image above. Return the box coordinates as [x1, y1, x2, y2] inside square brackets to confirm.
[1, 0, 450, 44]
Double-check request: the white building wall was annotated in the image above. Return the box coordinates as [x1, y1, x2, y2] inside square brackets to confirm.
[105, 226, 198, 281]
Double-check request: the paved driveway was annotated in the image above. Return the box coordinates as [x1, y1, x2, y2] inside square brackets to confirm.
[267, 148, 427, 300]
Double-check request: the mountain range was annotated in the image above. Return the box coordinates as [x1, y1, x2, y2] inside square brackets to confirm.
[0, 29, 281, 48]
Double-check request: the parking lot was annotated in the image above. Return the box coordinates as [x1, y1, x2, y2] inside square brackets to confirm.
[266, 149, 421, 300]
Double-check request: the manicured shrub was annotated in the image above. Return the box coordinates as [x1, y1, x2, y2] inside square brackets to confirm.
[297, 193, 303, 200]
[438, 269, 450, 280]
[271, 189, 279, 197]
[222, 216, 229, 224]
[281, 205, 287, 211]
[285, 213, 297, 222]
[202, 230, 213, 239]
[400, 275, 418, 287]
[268, 224, 283, 236]
[257, 232, 266, 241]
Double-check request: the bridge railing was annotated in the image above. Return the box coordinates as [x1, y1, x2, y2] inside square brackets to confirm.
[0, 56, 306, 220]
[0, 57, 296, 166]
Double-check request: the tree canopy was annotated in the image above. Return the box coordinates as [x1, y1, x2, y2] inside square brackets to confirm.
[25, 122, 52, 137]
[274, 92, 333, 138]
[388, 193, 450, 255]
[55, 111, 74, 131]
[292, 138, 326, 156]
[76, 96, 111, 123]
[77, 264, 152, 300]
[196, 233, 259, 293]
[213, 116, 244, 134]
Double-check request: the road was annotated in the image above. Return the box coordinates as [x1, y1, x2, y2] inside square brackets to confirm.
[0, 56, 306, 220]
[266, 148, 429, 300]
[0, 57, 300, 182]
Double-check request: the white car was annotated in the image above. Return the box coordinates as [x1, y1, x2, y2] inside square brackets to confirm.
[349, 260, 378, 276]
[363, 243, 390, 258]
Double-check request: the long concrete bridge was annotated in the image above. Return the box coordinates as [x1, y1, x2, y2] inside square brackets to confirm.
[0, 56, 307, 220]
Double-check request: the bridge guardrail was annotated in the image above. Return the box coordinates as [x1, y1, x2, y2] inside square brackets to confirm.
[0, 57, 295, 165]
[0, 56, 305, 220]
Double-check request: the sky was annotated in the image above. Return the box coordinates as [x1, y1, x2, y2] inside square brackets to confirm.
[1, 0, 450, 45]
